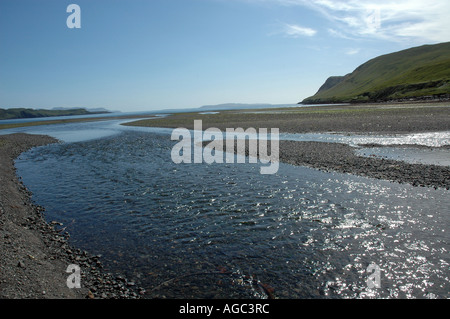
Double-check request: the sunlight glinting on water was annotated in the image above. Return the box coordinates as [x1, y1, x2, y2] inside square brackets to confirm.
[14, 130, 450, 299]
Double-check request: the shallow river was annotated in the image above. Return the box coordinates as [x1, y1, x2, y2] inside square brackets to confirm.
[8, 120, 449, 299]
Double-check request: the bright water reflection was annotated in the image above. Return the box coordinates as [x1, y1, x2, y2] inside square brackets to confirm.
[282, 131, 450, 147]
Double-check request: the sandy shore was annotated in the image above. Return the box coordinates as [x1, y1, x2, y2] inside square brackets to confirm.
[0, 133, 143, 299]
[125, 102, 450, 134]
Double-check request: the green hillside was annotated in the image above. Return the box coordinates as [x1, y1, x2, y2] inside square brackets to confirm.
[302, 42, 450, 104]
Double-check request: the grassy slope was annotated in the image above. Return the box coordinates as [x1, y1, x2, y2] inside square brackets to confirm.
[303, 42, 450, 103]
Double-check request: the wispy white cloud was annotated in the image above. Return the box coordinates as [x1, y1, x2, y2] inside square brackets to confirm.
[345, 48, 360, 55]
[246, 0, 450, 43]
[282, 24, 317, 37]
[327, 28, 354, 40]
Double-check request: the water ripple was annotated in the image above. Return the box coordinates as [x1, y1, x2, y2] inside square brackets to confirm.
[16, 131, 450, 299]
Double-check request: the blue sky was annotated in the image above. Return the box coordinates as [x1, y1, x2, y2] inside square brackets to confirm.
[1, 0, 449, 112]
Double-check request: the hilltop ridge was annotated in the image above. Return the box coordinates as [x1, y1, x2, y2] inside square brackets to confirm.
[302, 42, 450, 104]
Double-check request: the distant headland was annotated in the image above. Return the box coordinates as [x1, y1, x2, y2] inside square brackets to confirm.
[302, 42, 450, 104]
[0, 107, 111, 120]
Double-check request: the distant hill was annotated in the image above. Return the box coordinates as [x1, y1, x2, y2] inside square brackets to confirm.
[0, 108, 110, 120]
[51, 107, 111, 113]
[302, 42, 450, 104]
[199, 103, 297, 111]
